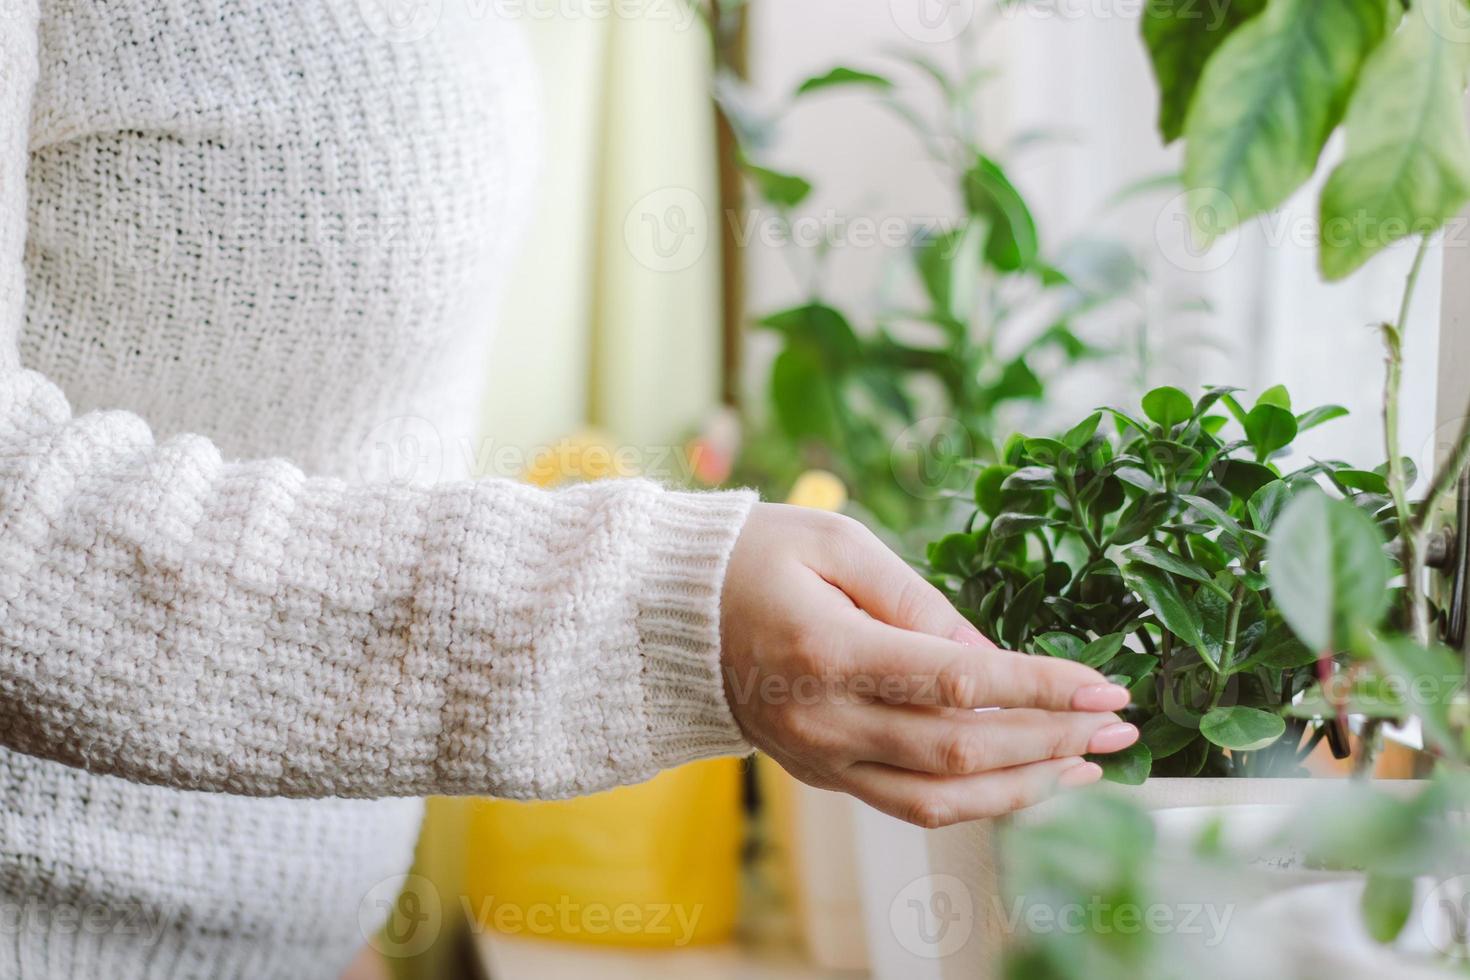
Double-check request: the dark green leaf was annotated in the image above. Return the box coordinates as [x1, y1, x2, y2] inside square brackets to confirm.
[1141, 714, 1199, 761]
[1125, 562, 1208, 652]
[991, 513, 1057, 539]
[975, 464, 1018, 515]
[1003, 574, 1047, 648]
[1123, 544, 1214, 583]
[770, 346, 840, 441]
[1141, 0, 1267, 142]
[1078, 633, 1128, 669]
[1091, 742, 1152, 785]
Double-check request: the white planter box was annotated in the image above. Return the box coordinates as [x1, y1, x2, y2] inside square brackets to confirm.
[852, 778, 1442, 980]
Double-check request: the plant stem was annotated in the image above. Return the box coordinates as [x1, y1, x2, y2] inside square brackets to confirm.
[1383, 234, 1434, 645]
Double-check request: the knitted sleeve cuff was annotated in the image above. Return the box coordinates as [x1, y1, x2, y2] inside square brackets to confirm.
[635, 487, 758, 771]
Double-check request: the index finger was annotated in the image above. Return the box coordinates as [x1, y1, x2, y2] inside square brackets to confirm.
[848, 617, 1132, 713]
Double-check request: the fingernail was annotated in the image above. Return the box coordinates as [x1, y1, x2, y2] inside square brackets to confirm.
[1087, 722, 1139, 755]
[1072, 683, 1132, 712]
[1058, 761, 1103, 789]
[950, 624, 988, 648]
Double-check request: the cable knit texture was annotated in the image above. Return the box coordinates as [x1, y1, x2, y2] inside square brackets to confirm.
[0, 1, 755, 976]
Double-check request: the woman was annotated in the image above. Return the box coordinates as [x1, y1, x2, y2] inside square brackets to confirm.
[0, 2, 1138, 976]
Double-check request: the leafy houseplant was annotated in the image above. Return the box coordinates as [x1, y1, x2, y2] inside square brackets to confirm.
[926, 383, 1389, 782]
[710, 21, 1150, 538]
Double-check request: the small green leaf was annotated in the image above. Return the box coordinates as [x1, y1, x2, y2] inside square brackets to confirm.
[1199, 705, 1286, 751]
[1123, 544, 1214, 584]
[744, 162, 813, 209]
[1331, 468, 1391, 494]
[1091, 742, 1152, 785]
[1247, 479, 1295, 532]
[1002, 575, 1047, 649]
[1256, 384, 1292, 410]
[795, 66, 894, 96]
[975, 464, 1018, 515]
[991, 513, 1057, 539]
[1243, 403, 1298, 458]
[929, 533, 980, 576]
[1035, 632, 1086, 661]
[1063, 411, 1103, 451]
[770, 347, 840, 441]
[1361, 873, 1415, 944]
[1001, 466, 1058, 492]
[1142, 386, 1194, 428]
[1078, 633, 1128, 669]
[1297, 404, 1350, 432]
[1266, 492, 1392, 651]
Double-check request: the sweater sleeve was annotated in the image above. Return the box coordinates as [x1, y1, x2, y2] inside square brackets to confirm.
[0, 3, 755, 799]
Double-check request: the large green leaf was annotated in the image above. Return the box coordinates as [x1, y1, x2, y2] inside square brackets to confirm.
[1265, 492, 1391, 652]
[1091, 741, 1152, 785]
[1319, 0, 1470, 279]
[1142, 0, 1267, 141]
[1200, 705, 1286, 751]
[1182, 0, 1393, 241]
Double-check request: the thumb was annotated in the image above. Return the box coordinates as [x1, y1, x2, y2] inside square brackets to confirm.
[814, 517, 998, 650]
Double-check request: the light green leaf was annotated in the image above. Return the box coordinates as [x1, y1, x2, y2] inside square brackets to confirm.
[1257, 384, 1292, 410]
[745, 162, 813, 209]
[1297, 404, 1350, 432]
[1200, 705, 1286, 751]
[1243, 403, 1298, 458]
[795, 66, 895, 97]
[1078, 632, 1128, 668]
[1183, 0, 1393, 241]
[1142, 385, 1194, 428]
[963, 155, 1040, 271]
[1142, 0, 1268, 142]
[1035, 632, 1086, 660]
[1361, 873, 1415, 944]
[1247, 479, 1295, 531]
[1266, 492, 1392, 651]
[1370, 635, 1465, 759]
[1320, 0, 1470, 279]
[771, 347, 839, 441]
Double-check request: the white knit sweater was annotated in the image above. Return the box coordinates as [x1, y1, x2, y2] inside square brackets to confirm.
[0, 1, 754, 977]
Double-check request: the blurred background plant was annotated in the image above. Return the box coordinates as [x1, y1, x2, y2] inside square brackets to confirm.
[689, 1, 1160, 543]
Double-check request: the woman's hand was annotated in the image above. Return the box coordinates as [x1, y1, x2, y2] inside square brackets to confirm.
[720, 503, 1139, 828]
